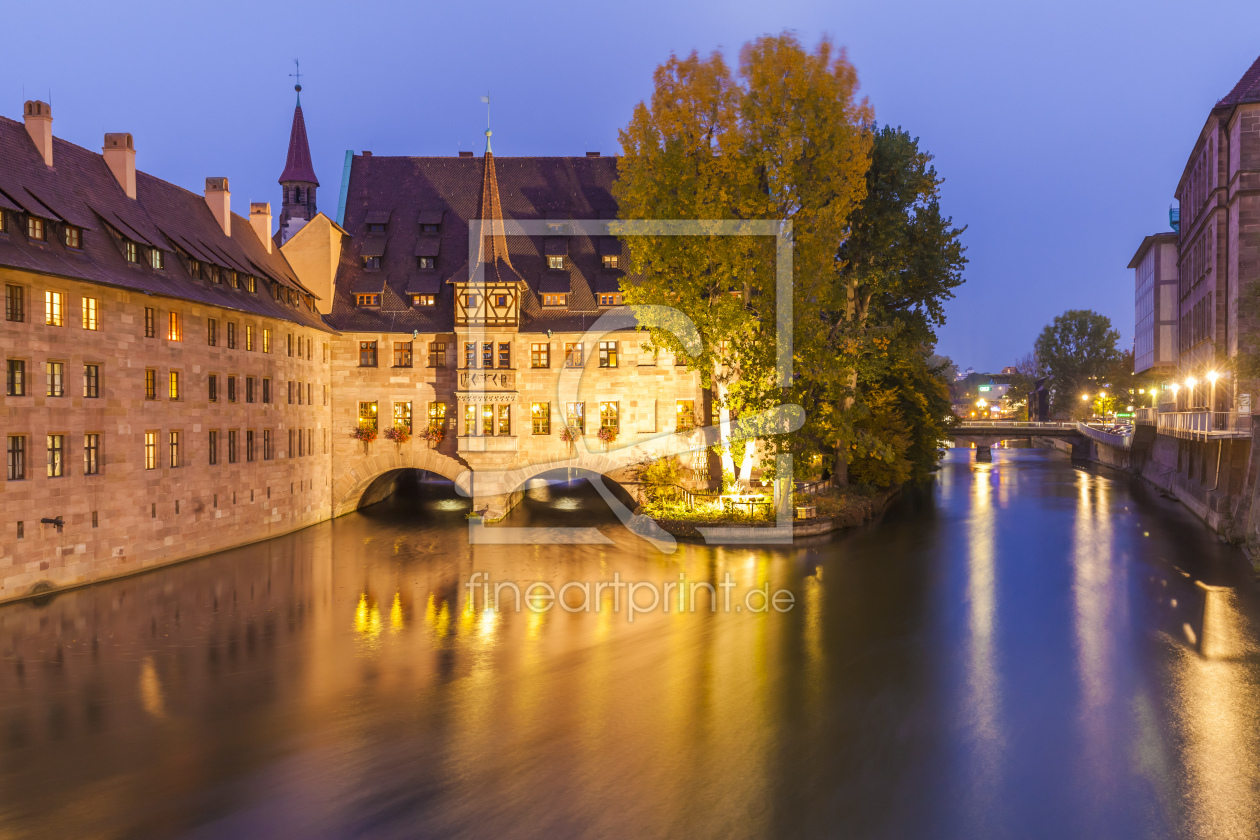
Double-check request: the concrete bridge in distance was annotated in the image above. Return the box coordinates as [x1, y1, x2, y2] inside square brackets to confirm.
[949, 421, 1087, 461]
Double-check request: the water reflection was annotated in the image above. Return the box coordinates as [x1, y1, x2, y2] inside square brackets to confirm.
[0, 458, 1259, 838]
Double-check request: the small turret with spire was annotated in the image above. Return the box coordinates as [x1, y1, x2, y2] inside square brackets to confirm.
[279, 60, 319, 244]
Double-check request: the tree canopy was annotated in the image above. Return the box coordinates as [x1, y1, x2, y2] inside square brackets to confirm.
[1033, 309, 1120, 417]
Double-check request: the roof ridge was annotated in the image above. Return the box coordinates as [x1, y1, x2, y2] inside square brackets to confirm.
[1216, 53, 1260, 108]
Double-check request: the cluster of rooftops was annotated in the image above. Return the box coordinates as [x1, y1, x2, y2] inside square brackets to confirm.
[0, 98, 638, 338]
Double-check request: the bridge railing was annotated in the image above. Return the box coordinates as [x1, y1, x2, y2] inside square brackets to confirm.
[1156, 411, 1252, 441]
[955, 421, 1076, 430]
[1077, 422, 1133, 449]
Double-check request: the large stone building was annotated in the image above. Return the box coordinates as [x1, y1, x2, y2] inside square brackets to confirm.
[1127, 53, 1260, 537]
[0, 94, 709, 602]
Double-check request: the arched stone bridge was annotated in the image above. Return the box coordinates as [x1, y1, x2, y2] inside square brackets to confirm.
[949, 421, 1087, 460]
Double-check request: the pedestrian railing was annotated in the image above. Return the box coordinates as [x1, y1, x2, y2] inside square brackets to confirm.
[955, 420, 1076, 429]
[1077, 422, 1133, 449]
[1156, 411, 1253, 440]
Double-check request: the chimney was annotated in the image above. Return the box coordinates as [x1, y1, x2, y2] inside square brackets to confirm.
[250, 202, 273, 253]
[205, 177, 231, 236]
[23, 101, 53, 166]
[459, 150, 474, 158]
[586, 151, 600, 158]
[103, 133, 136, 199]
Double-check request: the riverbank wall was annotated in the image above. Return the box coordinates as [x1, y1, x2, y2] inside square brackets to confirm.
[647, 487, 900, 542]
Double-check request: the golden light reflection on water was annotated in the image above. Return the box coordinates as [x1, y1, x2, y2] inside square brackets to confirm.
[1071, 469, 1114, 801]
[965, 463, 1004, 819]
[354, 592, 383, 650]
[139, 656, 167, 721]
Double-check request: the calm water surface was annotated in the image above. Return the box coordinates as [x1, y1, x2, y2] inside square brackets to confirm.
[2, 448, 1260, 839]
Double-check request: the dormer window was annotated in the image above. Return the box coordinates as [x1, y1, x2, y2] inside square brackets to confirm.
[548, 255, 564, 270]
[150, 248, 164, 269]
[420, 223, 440, 233]
[412, 294, 435, 306]
[27, 216, 45, 241]
[245, 275, 256, 293]
[63, 226, 82, 249]
[367, 223, 387, 234]
[124, 241, 139, 263]
[417, 256, 435, 270]
[602, 254, 619, 269]
[228, 270, 239, 288]
[356, 293, 381, 307]
[0, 209, 5, 233]
[364, 256, 381, 270]
[598, 293, 624, 307]
[188, 257, 201, 278]
[543, 293, 567, 307]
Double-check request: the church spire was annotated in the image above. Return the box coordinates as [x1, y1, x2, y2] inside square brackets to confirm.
[278, 67, 318, 242]
[475, 133, 518, 282]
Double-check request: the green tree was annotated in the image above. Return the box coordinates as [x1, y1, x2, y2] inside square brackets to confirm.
[1033, 309, 1120, 418]
[614, 34, 873, 480]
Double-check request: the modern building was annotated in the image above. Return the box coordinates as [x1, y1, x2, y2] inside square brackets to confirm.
[1127, 232, 1179, 375]
[0, 91, 711, 602]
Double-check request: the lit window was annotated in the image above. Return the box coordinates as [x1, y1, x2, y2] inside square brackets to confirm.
[676, 400, 696, 432]
[46, 435, 64, 478]
[27, 217, 45, 241]
[263, 329, 271, 353]
[150, 248, 164, 269]
[394, 401, 412, 433]
[428, 402, 446, 434]
[84, 433, 100, 475]
[245, 325, 253, 351]
[188, 258, 201, 278]
[124, 241, 139, 263]
[358, 401, 378, 431]
[599, 341, 618, 368]
[599, 293, 624, 307]
[45, 290, 64, 326]
[82, 297, 98, 330]
[64, 226, 82, 249]
[565, 343, 583, 367]
[417, 256, 435, 270]
[566, 402, 585, 433]
[482, 404, 494, 436]
[464, 404, 477, 436]
[543, 293, 567, 307]
[356, 294, 381, 307]
[600, 401, 619, 437]
[144, 431, 157, 470]
[169, 370, 180, 400]
[548, 255, 564, 270]
[532, 402, 550, 434]
[602, 254, 619, 269]
[144, 369, 156, 400]
[167, 311, 182, 341]
[498, 404, 511, 436]
[169, 431, 181, 468]
[245, 275, 256, 293]
[412, 294, 435, 306]
[6, 360, 25, 396]
[531, 343, 549, 368]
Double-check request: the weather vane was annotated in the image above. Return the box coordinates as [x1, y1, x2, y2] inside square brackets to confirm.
[480, 92, 492, 152]
[290, 59, 303, 95]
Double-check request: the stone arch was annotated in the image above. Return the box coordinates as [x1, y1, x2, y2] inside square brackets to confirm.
[489, 451, 648, 512]
[331, 446, 470, 517]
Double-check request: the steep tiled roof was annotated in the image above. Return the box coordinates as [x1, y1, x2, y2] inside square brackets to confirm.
[1217, 53, 1260, 108]
[328, 152, 631, 334]
[0, 115, 330, 331]
[279, 102, 319, 185]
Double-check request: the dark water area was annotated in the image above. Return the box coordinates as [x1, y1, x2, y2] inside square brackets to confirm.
[2, 448, 1260, 839]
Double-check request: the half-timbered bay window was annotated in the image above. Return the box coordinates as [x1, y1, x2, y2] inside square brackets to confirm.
[482, 405, 495, 436]
[359, 341, 378, 367]
[464, 343, 476, 368]
[482, 343, 493, 368]
[464, 404, 477, 435]
[532, 402, 550, 434]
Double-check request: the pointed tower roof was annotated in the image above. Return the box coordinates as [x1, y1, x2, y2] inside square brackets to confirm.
[1217, 53, 1260, 108]
[279, 97, 319, 185]
[474, 129, 521, 285]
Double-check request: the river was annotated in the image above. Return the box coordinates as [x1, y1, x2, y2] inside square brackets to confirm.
[1, 447, 1259, 839]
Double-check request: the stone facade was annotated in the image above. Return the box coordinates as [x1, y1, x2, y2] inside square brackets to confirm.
[0, 265, 332, 601]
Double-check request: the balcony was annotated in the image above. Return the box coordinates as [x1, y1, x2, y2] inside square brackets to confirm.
[458, 435, 519, 453]
[1156, 411, 1252, 441]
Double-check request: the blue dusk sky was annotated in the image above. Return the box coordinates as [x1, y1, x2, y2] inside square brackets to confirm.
[5, 0, 1260, 371]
